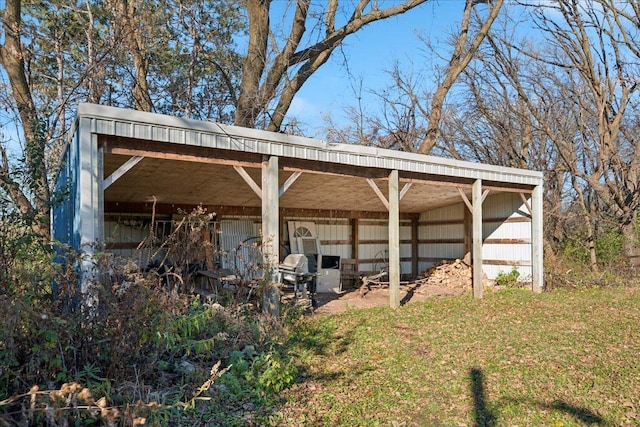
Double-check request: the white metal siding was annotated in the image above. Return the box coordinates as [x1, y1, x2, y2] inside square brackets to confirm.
[218, 219, 260, 277]
[483, 193, 532, 281]
[418, 204, 466, 273]
[316, 221, 351, 259]
[359, 220, 389, 273]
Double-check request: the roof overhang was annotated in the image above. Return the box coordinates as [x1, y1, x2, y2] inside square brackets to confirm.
[73, 103, 543, 217]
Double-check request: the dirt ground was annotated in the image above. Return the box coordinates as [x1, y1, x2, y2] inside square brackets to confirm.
[311, 283, 467, 315]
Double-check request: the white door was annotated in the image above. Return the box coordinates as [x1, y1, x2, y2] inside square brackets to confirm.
[288, 221, 321, 255]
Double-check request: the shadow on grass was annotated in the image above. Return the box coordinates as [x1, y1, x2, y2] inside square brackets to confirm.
[470, 367, 497, 427]
[400, 283, 423, 306]
[289, 318, 355, 358]
[400, 287, 415, 306]
[470, 368, 606, 426]
[500, 397, 607, 425]
[545, 400, 606, 424]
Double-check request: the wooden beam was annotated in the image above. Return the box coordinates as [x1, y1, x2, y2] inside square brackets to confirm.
[458, 187, 473, 213]
[351, 218, 359, 269]
[411, 216, 419, 278]
[388, 170, 400, 309]
[460, 186, 489, 209]
[281, 157, 389, 180]
[100, 136, 263, 167]
[464, 205, 471, 263]
[102, 155, 144, 191]
[419, 238, 466, 244]
[484, 238, 531, 244]
[472, 179, 484, 299]
[234, 165, 262, 199]
[262, 157, 279, 266]
[519, 192, 532, 215]
[485, 216, 531, 223]
[262, 156, 280, 316]
[399, 182, 413, 201]
[418, 256, 463, 263]
[367, 178, 390, 211]
[279, 171, 302, 197]
[531, 184, 544, 293]
[103, 201, 418, 220]
[419, 218, 465, 226]
[360, 256, 413, 264]
[359, 239, 414, 245]
[484, 259, 532, 266]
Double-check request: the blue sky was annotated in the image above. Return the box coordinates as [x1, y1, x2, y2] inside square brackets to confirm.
[283, 0, 539, 137]
[284, 1, 476, 136]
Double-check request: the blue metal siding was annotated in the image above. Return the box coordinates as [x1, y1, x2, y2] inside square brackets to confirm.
[52, 130, 80, 250]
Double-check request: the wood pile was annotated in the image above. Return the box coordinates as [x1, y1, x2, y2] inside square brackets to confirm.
[356, 257, 488, 296]
[415, 259, 472, 291]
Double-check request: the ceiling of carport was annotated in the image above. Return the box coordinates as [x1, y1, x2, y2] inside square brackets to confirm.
[103, 153, 473, 214]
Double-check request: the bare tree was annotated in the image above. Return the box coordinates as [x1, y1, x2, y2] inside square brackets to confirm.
[472, 0, 640, 269]
[417, 0, 504, 154]
[234, 0, 433, 132]
[0, 0, 244, 240]
[322, 0, 504, 154]
[532, 0, 640, 268]
[0, 0, 50, 239]
[324, 65, 427, 150]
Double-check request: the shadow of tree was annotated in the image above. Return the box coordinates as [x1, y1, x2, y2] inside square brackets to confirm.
[470, 367, 497, 427]
[470, 368, 607, 426]
[542, 400, 606, 425]
[498, 396, 607, 425]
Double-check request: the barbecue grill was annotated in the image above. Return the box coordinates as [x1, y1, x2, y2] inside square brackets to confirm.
[279, 254, 318, 307]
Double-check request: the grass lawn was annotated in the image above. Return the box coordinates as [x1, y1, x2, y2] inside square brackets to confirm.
[271, 288, 640, 426]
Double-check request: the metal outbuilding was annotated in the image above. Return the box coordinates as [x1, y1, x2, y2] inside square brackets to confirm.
[53, 103, 544, 307]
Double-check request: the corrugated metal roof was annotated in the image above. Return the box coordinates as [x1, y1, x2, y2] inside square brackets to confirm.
[77, 103, 543, 187]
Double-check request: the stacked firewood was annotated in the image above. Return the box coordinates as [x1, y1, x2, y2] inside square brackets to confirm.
[415, 259, 473, 291]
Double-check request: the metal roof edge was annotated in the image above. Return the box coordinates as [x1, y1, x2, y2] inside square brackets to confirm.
[76, 103, 326, 148]
[326, 142, 544, 181]
[76, 103, 543, 185]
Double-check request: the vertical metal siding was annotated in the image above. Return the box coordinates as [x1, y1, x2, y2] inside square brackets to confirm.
[316, 221, 351, 259]
[104, 220, 148, 249]
[358, 219, 389, 273]
[418, 204, 466, 273]
[216, 219, 264, 280]
[483, 193, 532, 280]
[52, 131, 78, 248]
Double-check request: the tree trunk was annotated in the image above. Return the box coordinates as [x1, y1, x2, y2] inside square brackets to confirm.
[418, 0, 503, 155]
[235, 0, 430, 131]
[620, 213, 640, 269]
[0, 0, 51, 241]
[116, 0, 153, 112]
[235, 0, 270, 128]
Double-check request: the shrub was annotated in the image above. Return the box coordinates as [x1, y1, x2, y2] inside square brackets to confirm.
[495, 268, 521, 288]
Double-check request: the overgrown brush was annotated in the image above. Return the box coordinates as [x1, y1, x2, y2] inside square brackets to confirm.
[0, 207, 303, 425]
[544, 249, 639, 290]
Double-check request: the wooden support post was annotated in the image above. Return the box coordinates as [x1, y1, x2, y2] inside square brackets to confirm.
[472, 179, 483, 299]
[531, 184, 544, 293]
[262, 156, 280, 316]
[351, 218, 359, 268]
[389, 170, 400, 309]
[101, 155, 144, 191]
[463, 205, 471, 264]
[411, 215, 419, 278]
[279, 213, 286, 262]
